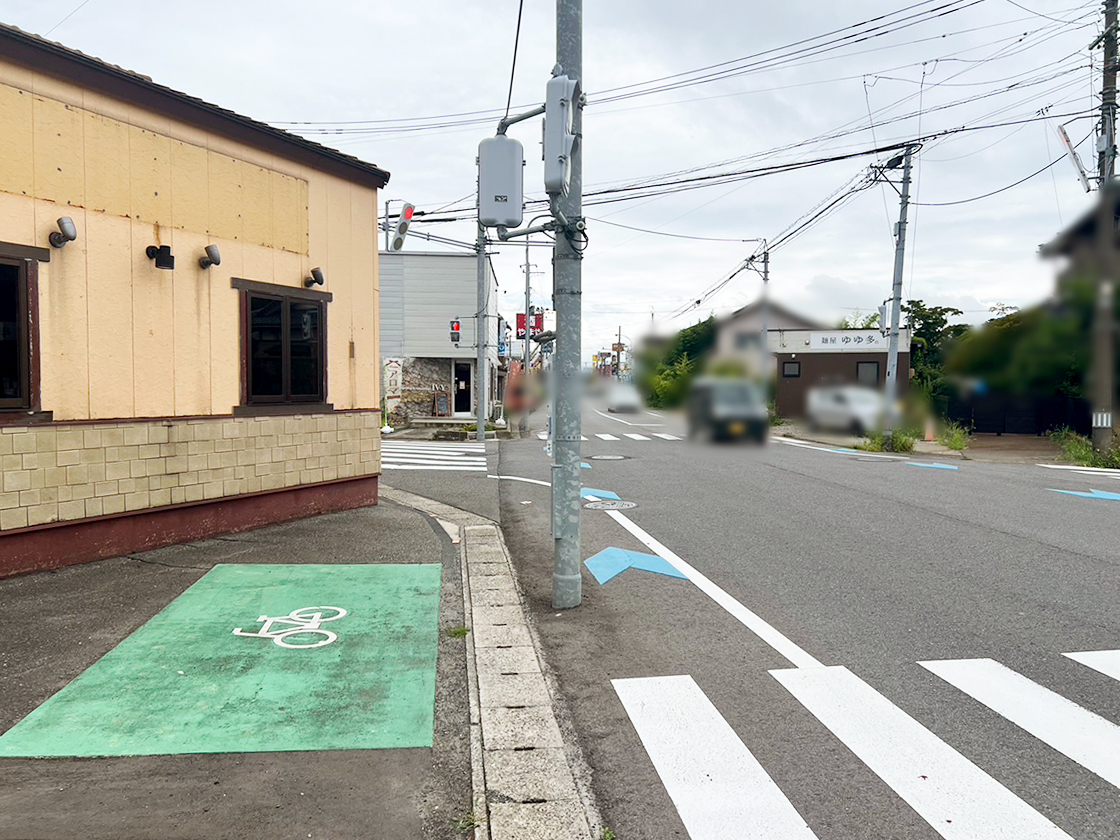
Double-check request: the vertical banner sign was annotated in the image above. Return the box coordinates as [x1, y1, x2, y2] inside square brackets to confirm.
[516, 312, 544, 340]
[383, 358, 403, 414]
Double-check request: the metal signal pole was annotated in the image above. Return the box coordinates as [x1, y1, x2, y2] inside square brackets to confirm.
[883, 147, 914, 452]
[476, 222, 488, 442]
[551, 0, 583, 609]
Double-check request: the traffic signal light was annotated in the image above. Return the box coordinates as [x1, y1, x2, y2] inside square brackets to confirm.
[543, 73, 579, 197]
[450, 318, 461, 344]
[389, 203, 414, 251]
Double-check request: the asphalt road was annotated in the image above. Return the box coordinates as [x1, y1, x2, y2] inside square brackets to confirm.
[496, 399, 1120, 840]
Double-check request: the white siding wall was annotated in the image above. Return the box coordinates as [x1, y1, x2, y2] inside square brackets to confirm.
[378, 252, 501, 364]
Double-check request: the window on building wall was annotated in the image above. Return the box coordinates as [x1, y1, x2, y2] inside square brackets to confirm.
[782, 361, 801, 378]
[736, 332, 760, 349]
[857, 361, 880, 386]
[0, 257, 30, 410]
[233, 279, 331, 408]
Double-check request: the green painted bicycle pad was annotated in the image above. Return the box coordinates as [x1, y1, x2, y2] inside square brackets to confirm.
[0, 563, 442, 757]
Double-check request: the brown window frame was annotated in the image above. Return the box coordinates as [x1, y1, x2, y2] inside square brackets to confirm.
[0, 241, 49, 422]
[232, 278, 333, 413]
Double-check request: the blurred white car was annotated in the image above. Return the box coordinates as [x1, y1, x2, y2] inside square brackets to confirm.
[607, 382, 643, 413]
[806, 386, 884, 436]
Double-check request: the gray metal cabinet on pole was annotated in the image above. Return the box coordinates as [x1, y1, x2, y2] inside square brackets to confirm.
[551, 0, 583, 609]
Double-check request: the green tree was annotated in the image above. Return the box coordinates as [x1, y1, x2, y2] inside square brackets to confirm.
[637, 317, 717, 408]
[901, 299, 968, 393]
[837, 310, 880, 329]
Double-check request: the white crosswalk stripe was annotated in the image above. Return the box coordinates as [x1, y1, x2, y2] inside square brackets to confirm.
[921, 657, 1120, 789]
[653, 433, 681, 440]
[623, 433, 651, 440]
[1064, 649, 1120, 683]
[381, 441, 487, 472]
[595, 433, 620, 441]
[772, 664, 1076, 839]
[617, 659, 1117, 840]
[613, 675, 817, 839]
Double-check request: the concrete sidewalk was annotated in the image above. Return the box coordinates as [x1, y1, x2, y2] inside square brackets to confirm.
[0, 486, 596, 840]
[773, 420, 1067, 464]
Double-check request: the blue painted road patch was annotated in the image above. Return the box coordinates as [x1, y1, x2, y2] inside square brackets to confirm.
[1049, 488, 1120, 501]
[584, 547, 689, 585]
[906, 462, 959, 471]
[581, 488, 621, 500]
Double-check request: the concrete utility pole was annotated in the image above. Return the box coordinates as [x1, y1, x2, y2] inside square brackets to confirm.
[1093, 0, 1118, 452]
[760, 247, 770, 354]
[551, 0, 583, 609]
[883, 147, 914, 451]
[476, 222, 488, 442]
[616, 326, 622, 379]
[523, 240, 533, 378]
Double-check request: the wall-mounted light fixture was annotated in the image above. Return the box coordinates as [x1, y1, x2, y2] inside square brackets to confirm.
[304, 267, 325, 288]
[199, 244, 221, 269]
[49, 217, 77, 248]
[146, 245, 175, 270]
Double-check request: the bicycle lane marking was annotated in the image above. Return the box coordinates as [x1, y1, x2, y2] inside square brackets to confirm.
[0, 564, 441, 757]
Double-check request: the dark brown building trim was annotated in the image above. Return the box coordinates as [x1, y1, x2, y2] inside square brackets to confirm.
[231, 277, 333, 303]
[0, 239, 51, 263]
[0, 24, 389, 191]
[0, 474, 380, 579]
[0, 407, 377, 429]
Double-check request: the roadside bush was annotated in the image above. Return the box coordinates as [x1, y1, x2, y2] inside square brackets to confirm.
[1050, 428, 1120, 468]
[858, 428, 917, 453]
[937, 420, 971, 451]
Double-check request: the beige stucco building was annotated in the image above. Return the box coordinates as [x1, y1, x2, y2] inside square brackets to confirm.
[0, 24, 388, 576]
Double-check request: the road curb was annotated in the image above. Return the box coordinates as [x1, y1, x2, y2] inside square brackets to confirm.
[379, 486, 595, 840]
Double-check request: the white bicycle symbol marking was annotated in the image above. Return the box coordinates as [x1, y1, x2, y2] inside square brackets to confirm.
[232, 606, 348, 649]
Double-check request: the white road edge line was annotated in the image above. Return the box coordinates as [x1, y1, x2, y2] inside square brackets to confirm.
[1037, 463, 1120, 474]
[601, 507, 821, 669]
[487, 475, 552, 487]
[613, 675, 818, 840]
[773, 437, 903, 460]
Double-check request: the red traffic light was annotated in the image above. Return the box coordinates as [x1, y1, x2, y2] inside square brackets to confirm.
[402, 204, 415, 221]
[450, 319, 460, 331]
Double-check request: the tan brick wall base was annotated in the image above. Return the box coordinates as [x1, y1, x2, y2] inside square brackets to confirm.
[0, 411, 380, 531]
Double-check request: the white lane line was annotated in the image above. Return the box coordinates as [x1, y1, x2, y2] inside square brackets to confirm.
[653, 433, 681, 440]
[537, 432, 548, 440]
[613, 675, 818, 840]
[772, 665, 1075, 840]
[603, 509, 821, 669]
[486, 474, 551, 487]
[920, 658, 1120, 789]
[645, 410, 663, 417]
[382, 447, 487, 454]
[595, 433, 621, 441]
[624, 433, 651, 441]
[381, 465, 488, 471]
[592, 408, 663, 427]
[1037, 463, 1120, 474]
[773, 437, 902, 460]
[1064, 649, 1120, 684]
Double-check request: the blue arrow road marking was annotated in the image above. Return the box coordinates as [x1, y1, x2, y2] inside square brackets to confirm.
[581, 488, 621, 500]
[1049, 488, 1120, 501]
[581, 462, 592, 470]
[584, 547, 690, 585]
[906, 462, 959, 471]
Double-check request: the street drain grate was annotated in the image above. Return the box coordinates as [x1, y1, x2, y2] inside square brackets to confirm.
[590, 455, 628, 461]
[584, 499, 638, 510]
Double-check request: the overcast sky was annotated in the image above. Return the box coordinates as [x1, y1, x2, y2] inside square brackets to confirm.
[6, 0, 1105, 359]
